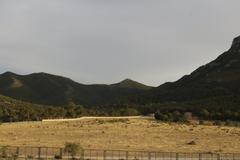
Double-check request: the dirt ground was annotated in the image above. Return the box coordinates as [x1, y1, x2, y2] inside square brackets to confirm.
[0, 118, 239, 153]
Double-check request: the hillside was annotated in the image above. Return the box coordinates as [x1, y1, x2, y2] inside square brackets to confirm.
[146, 35, 240, 103]
[0, 72, 150, 106]
[0, 94, 62, 122]
[0, 93, 143, 122]
[111, 78, 152, 90]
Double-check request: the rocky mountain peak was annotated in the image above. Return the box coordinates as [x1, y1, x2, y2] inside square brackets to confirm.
[230, 35, 240, 51]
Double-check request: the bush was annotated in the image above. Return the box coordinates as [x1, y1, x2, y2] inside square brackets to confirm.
[12, 154, 18, 160]
[155, 110, 189, 123]
[199, 109, 210, 119]
[0, 146, 7, 158]
[225, 120, 240, 127]
[54, 154, 62, 159]
[187, 140, 196, 145]
[64, 142, 82, 159]
[120, 108, 139, 116]
[199, 120, 204, 125]
[213, 120, 225, 126]
[154, 111, 169, 121]
[172, 111, 188, 123]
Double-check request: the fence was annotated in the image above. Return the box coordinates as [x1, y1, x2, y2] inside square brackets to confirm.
[0, 146, 239, 160]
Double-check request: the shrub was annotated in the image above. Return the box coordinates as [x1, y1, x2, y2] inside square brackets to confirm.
[187, 140, 196, 145]
[54, 154, 62, 159]
[213, 120, 225, 126]
[225, 120, 240, 127]
[0, 146, 7, 158]
[199, 120, 204, 125]
[12, 154, 19, 160]
[199, 109, 210, 119]
[64, 142, 82, 159]
[155, 110, 189, 123]
[154, 111, 169, 121]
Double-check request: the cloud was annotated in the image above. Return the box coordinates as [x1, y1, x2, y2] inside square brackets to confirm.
[0, 0, 240, 86]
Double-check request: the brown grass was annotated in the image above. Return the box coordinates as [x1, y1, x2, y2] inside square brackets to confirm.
[0, 118, 239, 153]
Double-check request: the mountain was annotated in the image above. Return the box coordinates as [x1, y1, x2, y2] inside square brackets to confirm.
[1, 36, 240, 122]
[111, 78, 152, 90]
[1, 36, 240, 109]
[0, 72, 150, 106]
[147, 35, 240, 103]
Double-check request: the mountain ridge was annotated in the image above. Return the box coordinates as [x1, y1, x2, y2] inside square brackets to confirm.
[111, 78, 152, 90]
[144, 35, 240, 103]
[1, 36, 240, 109]
[0, 71, 151, 106]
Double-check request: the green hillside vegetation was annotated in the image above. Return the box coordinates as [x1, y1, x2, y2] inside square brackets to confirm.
[139, 95, 240, 123]
[0, 94, 60, 122]
[0, 94, 141, 122]
[0, 72, 149, 106]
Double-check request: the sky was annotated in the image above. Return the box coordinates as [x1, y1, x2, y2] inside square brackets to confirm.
[0, 0, 240, 86]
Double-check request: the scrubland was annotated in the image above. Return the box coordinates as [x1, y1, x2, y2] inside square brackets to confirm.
[0, 118, 239, 153]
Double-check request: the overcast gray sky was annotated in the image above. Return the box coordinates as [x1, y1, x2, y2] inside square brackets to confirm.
[0, 0, 240, 86]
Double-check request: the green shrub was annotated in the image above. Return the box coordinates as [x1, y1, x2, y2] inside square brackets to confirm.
[54, 154, 62, 159]
[64, 142, 82, 159]
[225, 120, 240, 127]
[155, 110, 189, 123]
[199, 109, 210, 119]
[0, 146, 7, 158]
[213, 120, 225, 126]
[154, 111, 169, 121]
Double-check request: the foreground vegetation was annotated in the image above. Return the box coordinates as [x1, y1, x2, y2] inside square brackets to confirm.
[152, 95, 240, 123]
[0, 94, 141, 122]
[1, 94, 240, 123]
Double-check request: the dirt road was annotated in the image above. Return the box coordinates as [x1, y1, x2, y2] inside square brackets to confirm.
[42, 115, 154, 122]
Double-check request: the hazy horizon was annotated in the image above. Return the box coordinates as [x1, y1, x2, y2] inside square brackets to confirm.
[1, 0, 240, 86]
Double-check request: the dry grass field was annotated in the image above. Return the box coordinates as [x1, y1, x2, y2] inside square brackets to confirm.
[0, 118, 239, 153]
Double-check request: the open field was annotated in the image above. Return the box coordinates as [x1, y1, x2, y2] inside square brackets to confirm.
[0, 117, 240, 153]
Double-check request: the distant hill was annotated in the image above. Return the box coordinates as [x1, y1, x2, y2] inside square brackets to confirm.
[111, 78, 152, 90]
[146, 35, 240, 103]
[0, 72, 151, 106]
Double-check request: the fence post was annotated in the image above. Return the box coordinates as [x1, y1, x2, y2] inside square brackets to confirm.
[126, 151, 129, 160]
[199, 153, 202, 160]
[176, 153, 179, 160]
[103, 150, 106, 160]
[16, 147, 19, 157]
[148, 152, 151, 160]
[81, 149, 84, 160]
[217, 154, 220, 160]
[38, 147, 41, 159]
[59, 148, 63, 159]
